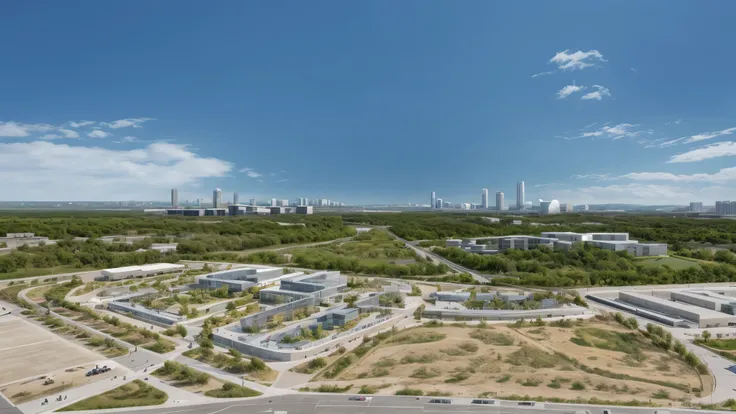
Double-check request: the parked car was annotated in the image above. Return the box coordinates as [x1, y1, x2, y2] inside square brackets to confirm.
[428, 399, 452, 404]
[471, 399, 494, 405]
[348, 396, 366, 401]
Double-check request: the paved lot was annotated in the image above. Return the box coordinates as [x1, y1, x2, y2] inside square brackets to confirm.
[0, 316, 101, 386]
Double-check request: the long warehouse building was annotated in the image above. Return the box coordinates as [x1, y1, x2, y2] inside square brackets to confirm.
[619, 291, 736, 328]
[671, 291, 736, 315]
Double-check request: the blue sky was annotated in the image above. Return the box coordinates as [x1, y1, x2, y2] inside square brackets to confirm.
[2, 1, 736, 205]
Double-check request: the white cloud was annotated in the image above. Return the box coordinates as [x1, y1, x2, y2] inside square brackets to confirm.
[620, 167, 736, 183]
[630, 68, 638, 72]
[0, 122, 31, 137]
[87, 129, 111, 138]
[0, 122, 55, 137]
[549, 49, 606, 71]
[581, 85, 612, 101]
[683, 127, 736, 144]
[557, 83, 585, 99]
[67, 121, 95, 128]
[58, 128, 80, 139]
[543, 182, 736, 205]
[572, 173, 613, 180]
[0, 141, 233, 201]
[40, 134, 61, 140]
[674, 119, 682, 125]
[566, 123, 646, 141]
[121, 136, 138, 143]
[100, 118, 155, 129]
[531, 71, 555, 78]
[238, 167, 263, 178]
[668, 141, 736, 163]
[274, 179, 289, 183]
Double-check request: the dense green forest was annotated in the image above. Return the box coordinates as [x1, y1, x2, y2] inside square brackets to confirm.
[434, 244, 736, 287]
[341, 212, 736, 245]
[0, 214, 355, 279]
[245, 229, 450, 277]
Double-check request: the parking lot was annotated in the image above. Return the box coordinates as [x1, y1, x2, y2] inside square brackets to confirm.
[0, 316, 101, 386]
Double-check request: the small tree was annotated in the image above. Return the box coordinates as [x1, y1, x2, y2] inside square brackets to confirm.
[176, 324, 188, 338]
[702, 330, 712, 342]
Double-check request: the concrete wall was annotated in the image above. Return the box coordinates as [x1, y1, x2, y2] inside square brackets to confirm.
[421, 306, 588, 321]
[672, 291, 719, 311]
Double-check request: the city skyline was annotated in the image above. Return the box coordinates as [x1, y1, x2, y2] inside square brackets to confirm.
[2, 3, 736, 205]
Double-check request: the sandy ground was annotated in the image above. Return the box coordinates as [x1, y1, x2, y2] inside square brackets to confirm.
[308, 322, 708, 404]
[0, 316, 102, 386]
[0, 362, 121, 404]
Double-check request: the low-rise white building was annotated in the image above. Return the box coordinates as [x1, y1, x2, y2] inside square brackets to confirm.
[99, 263, 185, 281]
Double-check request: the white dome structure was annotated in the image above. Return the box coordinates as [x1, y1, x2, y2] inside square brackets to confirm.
[540, 199, 561, 215]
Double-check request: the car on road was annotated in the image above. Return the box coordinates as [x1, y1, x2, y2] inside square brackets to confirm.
[348, 396, 367, 401]
[428, 399, 452, 404]
[602, 410, 613, 414]
[518, 401, 536, 406]
[471, 399, 495, 405]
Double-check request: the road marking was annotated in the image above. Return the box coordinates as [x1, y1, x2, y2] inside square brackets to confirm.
[0, 339, 54, 351]
[159, 410, 195, 414]
[207, 405, 235, 414]
[316, 404, 421, 409]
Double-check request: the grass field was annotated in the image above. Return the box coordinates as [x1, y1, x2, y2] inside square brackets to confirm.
[58, 380, 167, 411]
[634, 256, 701, 270]
[304, 321, 708, 405]
[152, 361, 261, 398]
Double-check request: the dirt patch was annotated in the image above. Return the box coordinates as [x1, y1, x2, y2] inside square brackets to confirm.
[0, 363, 121, 404]
[307, 322, 707, 405]
[0, 316, 103, 386]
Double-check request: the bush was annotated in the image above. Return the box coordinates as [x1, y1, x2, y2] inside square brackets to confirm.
[308, 358, 327, 370]
[395, 388, 424, 396]
[570, 381, 586, 390]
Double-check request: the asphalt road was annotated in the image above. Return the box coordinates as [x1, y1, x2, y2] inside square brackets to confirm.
[99, 394, 727, 414]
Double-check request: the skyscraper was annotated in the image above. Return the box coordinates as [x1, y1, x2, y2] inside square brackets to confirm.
[516, 181, 525, 210]
[496, 192, 504, 211]
[171, 189, 178, 208]
[271, 198, 278, 207]
[249, 198, 256, 206]
[431, 192, 436, 210]
[689, 202, 703, 212]
[212, 188, 222, 208]
[481, 189, 489, 209]
[233, 192, 239, 205]
[436, 198, 443, 209]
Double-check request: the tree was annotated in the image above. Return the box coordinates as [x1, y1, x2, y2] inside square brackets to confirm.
[702, 330, 712, 342]
[176, 324, 187, 338]
[344, 294, 359, 308]
[226, 301, 236, 311]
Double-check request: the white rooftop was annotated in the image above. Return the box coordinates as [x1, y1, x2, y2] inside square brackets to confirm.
[102, 263, 185, 274]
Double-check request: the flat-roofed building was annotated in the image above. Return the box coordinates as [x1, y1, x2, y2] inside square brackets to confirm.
[99, 263, 185, 281]
[673, 291, 736, 315]
[196, 267, 286, 292]
[619, 291, 736, 328]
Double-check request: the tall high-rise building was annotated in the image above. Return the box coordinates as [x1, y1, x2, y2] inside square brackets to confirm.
[436, 198, 443, 209]
[233, 192, 239, 205]
[431, 192, 436, 209]
[271, 198, 278, 207]
[516, 181, 525, 210]
[481, 189, 489, 209]
[281, 199, 289, 207]
[171, 189, 179, 208]
[496, 192, 504, 211]
[689, 202, 703, 212]
[249, 198, 256, 206]
[212, 188, 222, 208]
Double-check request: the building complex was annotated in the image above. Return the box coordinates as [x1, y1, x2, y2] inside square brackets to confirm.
[446, 232, 667, 257]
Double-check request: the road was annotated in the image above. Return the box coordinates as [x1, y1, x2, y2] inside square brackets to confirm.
[85, 394, 728, 414]
[385, 230, 490, 283]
